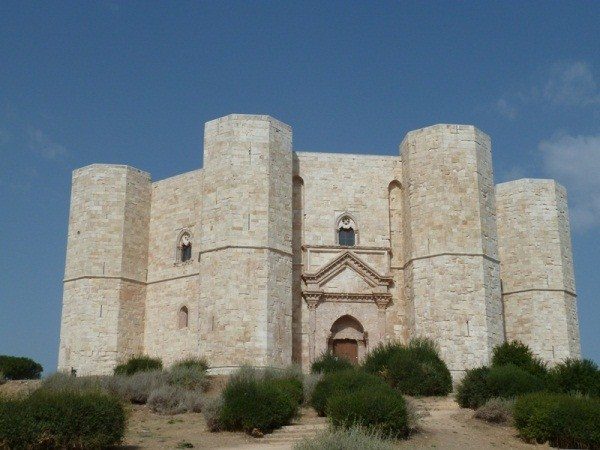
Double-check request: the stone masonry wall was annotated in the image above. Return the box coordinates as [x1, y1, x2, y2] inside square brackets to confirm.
[401, 125, 504, 378]
[293, 152, 402, 369]
[198, 115, 293, 371]
[496, 179, 580, 362]
[58, 115, 582, 377]
[59, 165, 151, 374]
[144, 169, 202, 364]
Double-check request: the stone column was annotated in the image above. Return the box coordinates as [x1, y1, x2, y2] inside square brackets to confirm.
[374, 296, 391, 341]
[304, 293, 321, 364]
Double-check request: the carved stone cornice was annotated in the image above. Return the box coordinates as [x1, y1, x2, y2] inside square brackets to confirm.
[303, 291, 322, 310]
[302, 250, 393, 288]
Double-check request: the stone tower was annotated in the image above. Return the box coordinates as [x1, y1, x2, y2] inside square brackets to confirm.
[496, 179, 580, 361]
[58, 165, 151, 375]
[401, 125, 505, 378]
[197, 115, 293, 371]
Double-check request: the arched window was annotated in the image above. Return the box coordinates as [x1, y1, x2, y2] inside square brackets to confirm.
[177, 232, 192, 262]
[337, 215, 356, 247]
[178, 306, 189, 329]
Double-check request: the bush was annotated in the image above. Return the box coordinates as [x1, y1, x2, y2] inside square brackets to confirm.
[310, 369, 385, 416]
[386, 338, 452, 396]
[456, 367, 491, 409]
[361, 341, 404, 382]
[294, 425, 396, 450]
[491, 341, 547, 377]
[457, 365, 544, 409]
[270, 377, 303, 407]
[302, 373, 322, 405]
[311, 351, 354, 374]
[219, 371, 298, 433]
[514, 392, 600, 448]
[547, 358, 600, 397]
[0, 390, 126, 448]
[109, 370, 169, 404]
[148, 385, 204, 415]
[486, 364, 545, 399]
[172, 357, 209, 372]
[168, 365, 210, 392]
[0, 355, 43, 380]
[203, 396, 224, 432]
[474, 398, 515, 424]
[114, 355, 162, 375]
[326, 384, 409, 438]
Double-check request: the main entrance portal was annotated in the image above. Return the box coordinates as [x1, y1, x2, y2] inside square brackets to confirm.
[329, 315, 365, 364]
[333, 339, 358, 363]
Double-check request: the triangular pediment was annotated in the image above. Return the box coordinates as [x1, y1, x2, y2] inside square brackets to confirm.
[303, 251, 392, 289]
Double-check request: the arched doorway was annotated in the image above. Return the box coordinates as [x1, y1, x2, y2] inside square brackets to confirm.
[329, 315, 365, 364]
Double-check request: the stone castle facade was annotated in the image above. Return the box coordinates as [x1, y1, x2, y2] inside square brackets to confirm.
[58, 114, 581, 379]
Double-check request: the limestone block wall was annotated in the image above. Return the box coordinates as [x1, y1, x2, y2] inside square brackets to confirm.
[496, 179, 580, 362]
[198, 115, 293, 371]
[144, 169, 202, 364]
[401, 125, 504, 378]
[59, 165, 151, 374]
[293, 153, 404, 368]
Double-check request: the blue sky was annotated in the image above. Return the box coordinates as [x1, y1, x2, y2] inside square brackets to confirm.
[1, 1, 599, 373]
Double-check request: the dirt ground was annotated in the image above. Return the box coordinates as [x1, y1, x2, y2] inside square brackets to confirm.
[122, 396, 548, 450]
[1, 381, 548, 449]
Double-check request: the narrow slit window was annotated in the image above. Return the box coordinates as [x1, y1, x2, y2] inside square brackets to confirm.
[178, 306, 189, 329]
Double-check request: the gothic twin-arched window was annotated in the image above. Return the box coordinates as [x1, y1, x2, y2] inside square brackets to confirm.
[337, 215, 356, 247]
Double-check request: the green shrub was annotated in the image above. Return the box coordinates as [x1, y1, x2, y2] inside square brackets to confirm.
[171, 357, 209, 372]
[486, 364, 545, 399]
[456, 367, 491, 408]
[270, 377, 303, 407]
[386, 338, 452, 396]
[294, 425, 396, 450]
[0, 355, 43, 380]
[109, 370, 169, 404]
[311, 351, 354, 374]
[361, 341, 404, 382]
[491, 341, 547, 377]
[547, 358, 600, 397]
[326, 384, 409, 438]
[203, 395, 224, 432]
[219, 373, 298, 433]
[457, 364, 544, 409]
[514, 392, 600, 448]
[148, 385, 204, 415]
[114, 355, 162, 375]
[302, 373, 322, 405]
[310, 369, 385, 416]
[474, 397, 515, 424]
[168, 365, 210, 391]
[0, 390, 126, 448]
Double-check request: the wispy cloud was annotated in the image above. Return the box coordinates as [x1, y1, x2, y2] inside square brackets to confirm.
[543, 62, 600, 106]
[540, 132, 600, 232]
[494, 98, 517, 119]
[494, 61, 600, 119]
[27, 128, 68, 159]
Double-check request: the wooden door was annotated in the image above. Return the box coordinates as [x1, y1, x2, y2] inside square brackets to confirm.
[333, 339, 358, 364]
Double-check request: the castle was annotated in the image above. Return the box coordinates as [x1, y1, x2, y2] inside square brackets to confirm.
[58, 114, 581, 379]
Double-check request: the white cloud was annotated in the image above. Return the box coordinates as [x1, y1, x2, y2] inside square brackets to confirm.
[540, 133, 600, 231]
[543, 62, 600, 106]
[27, 128, 68, 159]
[495, 98, 517, 119]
